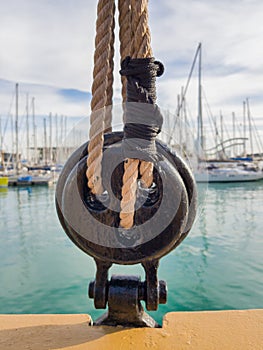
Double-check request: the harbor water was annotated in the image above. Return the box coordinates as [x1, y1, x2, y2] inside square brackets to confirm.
[0, 182, 262, 324]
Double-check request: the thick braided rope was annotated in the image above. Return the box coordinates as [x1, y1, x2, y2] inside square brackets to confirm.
[130, 0, 153, 58]
[131, 0, 154, 187]
[119, 0, 154, 229]
[86, 0, 115, 194]
[118, 0, 132, 101]
[118, 0, 137, 229]
[104, 2, 115, 134]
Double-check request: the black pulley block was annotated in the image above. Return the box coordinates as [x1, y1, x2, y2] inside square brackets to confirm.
[55, 131, 197, 327]
[56, 132, 197, 264]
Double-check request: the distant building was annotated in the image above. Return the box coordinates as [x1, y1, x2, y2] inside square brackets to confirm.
[0, 150, 20, 169]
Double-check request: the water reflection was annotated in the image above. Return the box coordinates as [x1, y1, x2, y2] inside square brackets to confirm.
[0, 183, 263, 320]
[0, 187, 8, 196]
[162, 181, 263, 314]
[198, 207, 209, 265]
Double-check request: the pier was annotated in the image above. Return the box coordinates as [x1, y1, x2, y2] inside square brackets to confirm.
[8, 176, 54, 186]
[0, 310, 262, 349]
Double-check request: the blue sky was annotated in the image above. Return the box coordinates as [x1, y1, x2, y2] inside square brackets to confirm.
[1, 0, 263, 152]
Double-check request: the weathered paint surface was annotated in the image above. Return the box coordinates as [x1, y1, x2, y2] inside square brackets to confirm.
[0, 310, 262, 350]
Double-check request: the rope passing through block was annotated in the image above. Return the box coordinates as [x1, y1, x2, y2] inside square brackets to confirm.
[119, 57, 164, 228]
[86, 0, 165, 229]
[56, 0, 198, 328]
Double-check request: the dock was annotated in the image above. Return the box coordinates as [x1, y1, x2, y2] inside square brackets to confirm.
[0, 310, 262, 350]
[8, 176, 54, 186]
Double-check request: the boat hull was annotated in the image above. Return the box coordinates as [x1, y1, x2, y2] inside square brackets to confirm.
[0, 177, 8, 187]
[195, 171, 263, 183]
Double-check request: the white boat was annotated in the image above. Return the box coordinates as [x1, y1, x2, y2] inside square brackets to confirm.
[186, 43, 263, 183]
[195, 163, 263, 183]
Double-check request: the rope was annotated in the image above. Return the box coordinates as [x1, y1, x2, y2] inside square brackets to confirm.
[130, 0, 153, 59]
[131, 0, 154, 188]
[119, 0, 154, 229]
[104, 3, 115, 134]
[86, 0, 162, 230]
[86, 0, 115, 194]
[118, 0, 132, 101]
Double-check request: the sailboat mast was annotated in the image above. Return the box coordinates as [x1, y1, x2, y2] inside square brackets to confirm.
[169, 43, 202, 146]
[246, 98, 253, 158]
[15, 83, 19, 173]
[232, 112, 236, 157]
[220, 111, 224, 158]
[177, 94, 181, 148]
[198, 43, 204, 153]
[183, 88, 188, 151]
[49, 113, 52, 163]
[10, 114, 14, 169]
[243, 101, 247, 156]
[44, 118, 47, 165]
[32, 97, 37, 164]
[60, 115, 64, 158]
[214, 117, 218, 158]
[26, 93, 29, 164]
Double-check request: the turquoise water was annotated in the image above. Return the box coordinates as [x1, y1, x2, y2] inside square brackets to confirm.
[0, 182, 263, 324]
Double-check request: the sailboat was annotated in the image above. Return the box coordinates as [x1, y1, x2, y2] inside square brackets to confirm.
[5, 83, 54, 186]
[0, 120, 9, 187]
[195, 162, 263, 183]
[190, 43, 263, 183]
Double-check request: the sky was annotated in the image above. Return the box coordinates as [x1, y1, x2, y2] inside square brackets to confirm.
[1, 0, 263, 153]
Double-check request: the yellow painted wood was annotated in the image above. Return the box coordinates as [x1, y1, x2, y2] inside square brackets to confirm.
[0, 177, 8, 187]
[0, 310, 262, 350]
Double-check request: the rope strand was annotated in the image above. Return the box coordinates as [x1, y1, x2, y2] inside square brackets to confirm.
[104, 2, 116, 133]
[87, 0, 115, 194]
[87, 0, 159, 229]
[119, 0, 154, 228]
[118, 0, 132, 101]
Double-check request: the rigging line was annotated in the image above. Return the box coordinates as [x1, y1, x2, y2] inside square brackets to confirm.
[2, 89, 16, 142]
[18, 105, 27, 129]
[185, 100, 196, 137]
[251, 115, 263, 154]
[202, 92, 214, 135]
[234, 116, 243, 156]
[222, 115, 231, 142]
[235, 114, 242, 138]
[204, 102, 215, 149]
[247, 109, 263, 153]
[185, 103, 192, 125]
[169, 43, 202, 145]
[18, 110, 29, 156]
[202, 88, 219, 137]
[202, 87, 221, 152]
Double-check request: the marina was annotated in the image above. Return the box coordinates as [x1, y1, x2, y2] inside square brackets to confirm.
[164, 43, 263, 184]
[0, 183, 262, 324]
[1, 0, 263, 347]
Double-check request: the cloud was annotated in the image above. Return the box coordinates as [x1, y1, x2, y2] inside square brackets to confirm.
[0, 0, 96, 89]
[148, 0, 263, 154]
[0, 79, 91, 118]
[0, 0, 263, 153]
